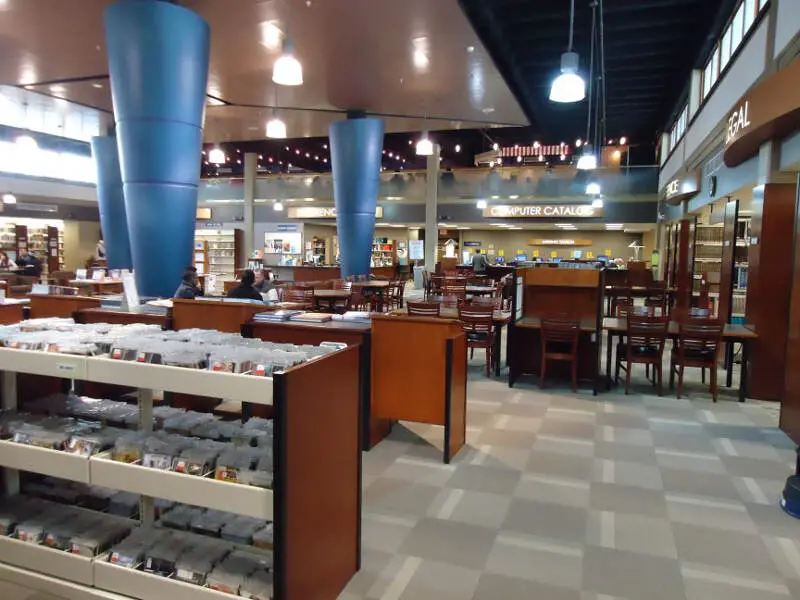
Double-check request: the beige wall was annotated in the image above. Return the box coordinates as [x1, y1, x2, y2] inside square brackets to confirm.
[457, 229, 645, 261]
[63, 221, 101, 271]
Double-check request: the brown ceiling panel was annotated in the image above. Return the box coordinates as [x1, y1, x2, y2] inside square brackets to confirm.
[0, 0, 527, 139]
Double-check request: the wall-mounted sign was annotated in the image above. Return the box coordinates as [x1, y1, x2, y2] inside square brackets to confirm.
[528, 239, 592, 246]
[724, 57, 800, 167]
[276, 224, 298, 232]
[725, 101, 751, 144]
[202, 222, 224, 229]
[483, 204, 601, 218]
[287, 206, 383, 219]
[463, 241, 482, 247]
[409, 239, 424, 260]
[196, 208, 212, 220]
[661, 170, 700, 205]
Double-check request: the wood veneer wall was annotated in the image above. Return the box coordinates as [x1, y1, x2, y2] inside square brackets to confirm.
[781, 177, 800, 443]
[748, 183, 797, 401]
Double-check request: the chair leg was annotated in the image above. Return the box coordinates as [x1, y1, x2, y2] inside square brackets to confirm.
[701, 368, 706, 384]
[615, 350, 621, 384]
[571, 357, 578, 393]
[470, 348, 474, 359]
[646, 364, 650, 380]
[677, 366, 685, 399]
[540, 356, 547, 389]
[669, 361, 675, 389]
[710, 364, 718, 403]
[625, 360, 632, 395]
[485, 347, 491, 378]
[657, 363, 663, 396]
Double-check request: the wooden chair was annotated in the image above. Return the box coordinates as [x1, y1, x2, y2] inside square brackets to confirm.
[422, 270, 432, 300]
[472, 295, 502, 310]
[540, 318, 581, 392]
[284, 288, 314, 308]
[670, 319, 724, 401]
[614, 297, 635, 317]
[332, 280, 353, 291]
[430, 275, 444, 298]
[615, 315, 669, 395]
[387, 280, 404, 310]
[443, 282, 467, 303]
[644, 283, 668, 316]
[610, 287, 632, 319]
[459, 304, 495, 376]
[407, 301, 441, 317]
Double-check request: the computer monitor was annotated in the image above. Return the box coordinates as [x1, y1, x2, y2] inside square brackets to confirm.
[597, 255, 609, 264]
[551, 258, 562, 264]
[495, 256, 505, 264]
[516, 254, 528, 262]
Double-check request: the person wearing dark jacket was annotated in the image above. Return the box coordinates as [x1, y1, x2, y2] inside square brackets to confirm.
[227, 270, 264, 301]
[174, 269, 201, 299]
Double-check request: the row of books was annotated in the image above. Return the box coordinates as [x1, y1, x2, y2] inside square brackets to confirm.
[253, 310, 374, 324]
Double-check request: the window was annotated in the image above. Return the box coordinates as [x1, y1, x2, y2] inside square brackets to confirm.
[699, 0, 767, 100]
[668, 104, 689, 152]
[720, 27, 732, 71]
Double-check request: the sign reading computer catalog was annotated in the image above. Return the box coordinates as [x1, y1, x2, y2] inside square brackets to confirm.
[483, 204, 602, 218]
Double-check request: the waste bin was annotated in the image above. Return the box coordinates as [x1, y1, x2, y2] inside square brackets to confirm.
[413, 265, 425, 290]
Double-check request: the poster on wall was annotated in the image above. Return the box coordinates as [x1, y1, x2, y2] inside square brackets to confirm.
[409, 239, 424, 260]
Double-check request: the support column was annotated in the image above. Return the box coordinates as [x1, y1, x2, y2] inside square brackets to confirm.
[424, 145, 440, 273]
[329, 117, 384, 278]
[104, 0, 210, 297]
[746, 141, 797, 400]
[90, 135, 132, 270]
[243, 152, 257, 268]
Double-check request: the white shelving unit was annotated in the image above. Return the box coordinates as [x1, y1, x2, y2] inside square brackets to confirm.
[0, 341, 361, 600]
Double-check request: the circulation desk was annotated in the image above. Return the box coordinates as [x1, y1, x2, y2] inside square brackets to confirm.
[507, 267, 605, 393]
[245, 317, 383, 450]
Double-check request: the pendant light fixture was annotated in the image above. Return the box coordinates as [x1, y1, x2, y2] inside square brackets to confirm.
[577, 1, 598, 170]
[273, 200, 284, 211]
[208, 147, 226, 164]
[266, 86, 287, 138]
[272, 5, 302, 87]
[416, 114, 433, 156]
[549, 0, 585, 103]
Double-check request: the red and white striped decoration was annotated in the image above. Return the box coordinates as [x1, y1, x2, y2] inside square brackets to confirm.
[500, 144, 572, 157]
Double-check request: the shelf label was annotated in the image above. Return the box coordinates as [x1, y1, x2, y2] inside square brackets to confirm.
[56, 363, 76, 374]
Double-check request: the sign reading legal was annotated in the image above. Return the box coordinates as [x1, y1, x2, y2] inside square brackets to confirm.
[665, 180, 680, 198]
[483, 204, 601, 218]
[725, 101, 751, 145]
[287, 206, 383, 219]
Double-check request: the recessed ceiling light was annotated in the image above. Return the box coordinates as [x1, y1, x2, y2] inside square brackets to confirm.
[466, 46, 475, 53]
[92, 83, 103, 89]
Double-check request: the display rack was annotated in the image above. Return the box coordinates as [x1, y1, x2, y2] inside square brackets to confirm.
[0, 341, 361, 600]
[371, 238, 394, 268]
[306, 237, 330, 265]
[193, 240, 209, 276]
[194, 229, 242, 280]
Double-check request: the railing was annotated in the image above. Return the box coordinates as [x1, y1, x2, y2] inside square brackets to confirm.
[200, 165, 659, 202]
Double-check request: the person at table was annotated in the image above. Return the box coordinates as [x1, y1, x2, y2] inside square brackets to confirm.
[471, 248, 488, 275]
[95, 239, 106, 261]
[174, 268, 201, 299]
[0, 251, 17, 271]
[253, 268, 275, 294]
[16, 250, 41, 277]
[227, 269, 264, 301]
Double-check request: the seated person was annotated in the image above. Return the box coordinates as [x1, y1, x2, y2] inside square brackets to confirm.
[16, 250, 41, 277]
[174, 269, 201, 299]
[253, 269, 274, 294]
[0, 251, 17, 271]
[227, 269, 264, 301]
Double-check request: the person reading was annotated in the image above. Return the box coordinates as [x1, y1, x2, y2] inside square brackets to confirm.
[227, 269, 264, 301]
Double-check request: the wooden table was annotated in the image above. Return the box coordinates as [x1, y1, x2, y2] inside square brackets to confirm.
[395, 307, 512, 377]
[313, 289, 351, 312]
[465, 285, 497, 296]
[75, 307, 169, 328]
[602, 317, 758, 402]
[70, 279, 124, 295]
[604, 285, 676, 316]
[355, 280, 390, 311]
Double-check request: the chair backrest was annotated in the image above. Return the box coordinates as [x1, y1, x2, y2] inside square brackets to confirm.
[332, 280, 352, 291]
[626, 315, 668, 351]
[285, 288, 313, 303]
[407, 301, 441, 317]
[443, 283, 466, 300]
[472, 295, 502, 310]
[541, 318, 581, 345]
[614, 297, 635, 317]
[677, 319, 723, 356]
[459, 304, 494, 334]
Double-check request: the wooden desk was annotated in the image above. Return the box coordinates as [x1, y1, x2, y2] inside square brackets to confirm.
[602, 317, 757, 402]
[75, 308, 169, 328]
[171, 298, 305, 332]
[246, 318, 379, 450]
[371, 315, 467, 463]
[70, 279, 124, 295]
[0, 302, 24, 324]
[393, 308, 511, 377]
[604, 285, 675, 316]
[465, 285, 497, 296]
[354, 281, 390, 311]
[313, 289, 351, 313]
[28, 294, 101, 319]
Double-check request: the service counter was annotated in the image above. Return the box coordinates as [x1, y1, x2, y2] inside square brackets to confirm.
[271, 265, 397, 282]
